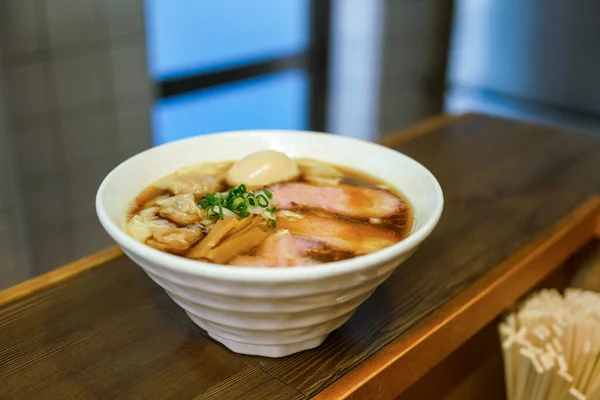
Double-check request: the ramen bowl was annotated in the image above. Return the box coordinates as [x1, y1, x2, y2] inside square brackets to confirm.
[96, 130, 443, 357]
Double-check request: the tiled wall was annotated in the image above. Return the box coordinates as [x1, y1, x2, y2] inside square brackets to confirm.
[0, 0, 152, 277]
[0, 69, 31, 289]
[0, 150, 19, 289]
[377, 0, 453, 136]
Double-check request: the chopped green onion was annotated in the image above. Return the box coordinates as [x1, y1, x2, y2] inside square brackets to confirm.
[232, 197, 244, 209]
[226, 188, 235, 202]
[256, 194, 269, 208]
[198, 183, 277, 227]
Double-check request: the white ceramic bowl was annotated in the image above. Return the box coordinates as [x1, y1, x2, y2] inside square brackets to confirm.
[96, 130, 443, 357]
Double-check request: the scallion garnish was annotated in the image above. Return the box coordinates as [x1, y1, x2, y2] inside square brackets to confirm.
[198, 184, 277, 227]
[231, 197, 244, 209]
[246, 196, 257, 207]
[256, 194, 269, 207]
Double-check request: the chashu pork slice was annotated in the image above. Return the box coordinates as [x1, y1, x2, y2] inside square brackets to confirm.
[229, 230, 320, 267]
[268, 183, 402, 219]
[276, 213, 398, 254]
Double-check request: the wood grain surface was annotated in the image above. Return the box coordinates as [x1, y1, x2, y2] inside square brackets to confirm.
[377, 112, 467, 148]
[1, 114, 599, 399]
[0, 245, 123, 307]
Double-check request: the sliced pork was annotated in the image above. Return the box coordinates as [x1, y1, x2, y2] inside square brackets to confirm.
[276, 213, 398, 254]
[230, 231, 321, 267]
[269, 183, 402, 219]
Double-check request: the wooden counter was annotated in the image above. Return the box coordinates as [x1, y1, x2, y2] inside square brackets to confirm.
[1, 114, 599, 399]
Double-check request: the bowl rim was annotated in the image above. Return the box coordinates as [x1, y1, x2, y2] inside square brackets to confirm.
[96, 129, 444, 282]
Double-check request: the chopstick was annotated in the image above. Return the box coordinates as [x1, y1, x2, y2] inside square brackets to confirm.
[499, 289, 600, 399]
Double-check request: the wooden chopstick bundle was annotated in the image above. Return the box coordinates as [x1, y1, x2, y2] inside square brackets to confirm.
[499, 289, 600, 400]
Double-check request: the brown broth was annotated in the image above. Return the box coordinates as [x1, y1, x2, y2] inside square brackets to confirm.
[127, 159, 414, 266]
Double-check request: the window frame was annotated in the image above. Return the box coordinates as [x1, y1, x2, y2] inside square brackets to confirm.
[153, 0, 331, 132]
